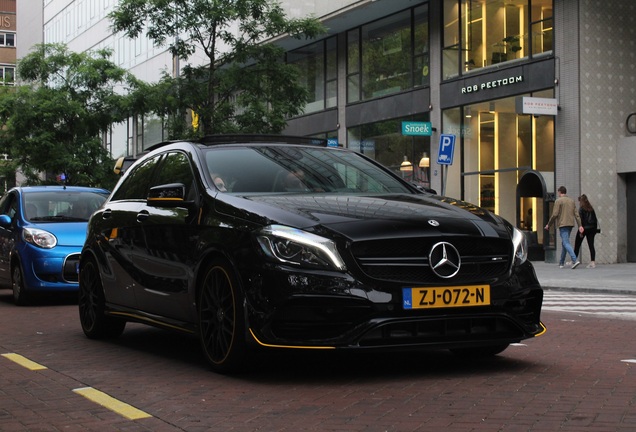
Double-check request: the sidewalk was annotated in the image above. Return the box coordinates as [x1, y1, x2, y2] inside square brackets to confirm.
[532, 260, 636, 295]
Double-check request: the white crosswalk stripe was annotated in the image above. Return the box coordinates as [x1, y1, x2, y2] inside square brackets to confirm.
[542, 291, 636, 320]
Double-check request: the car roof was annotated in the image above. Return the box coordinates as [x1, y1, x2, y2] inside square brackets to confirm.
[114, 134, 331, 175]
[12, 185, 110, 194]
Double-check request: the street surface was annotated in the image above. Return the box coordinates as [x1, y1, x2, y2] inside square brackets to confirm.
[1, 289, 635, 432]
[543, 290, 636, 319]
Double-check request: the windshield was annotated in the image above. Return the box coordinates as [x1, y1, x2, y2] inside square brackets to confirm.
[23, 191, 109, 222]
[205, 146, 413, 194]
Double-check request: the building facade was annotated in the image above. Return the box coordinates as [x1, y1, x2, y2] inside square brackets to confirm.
[15, 0, 636, 264]
[0, 0, 15, 85]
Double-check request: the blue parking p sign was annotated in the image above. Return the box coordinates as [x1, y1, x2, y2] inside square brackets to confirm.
[437, 134, 456, 165]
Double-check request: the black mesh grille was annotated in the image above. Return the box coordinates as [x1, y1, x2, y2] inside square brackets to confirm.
[63, 254, 80, 283]
[358, 316, 524, 347]
[352, 237, 511, 284]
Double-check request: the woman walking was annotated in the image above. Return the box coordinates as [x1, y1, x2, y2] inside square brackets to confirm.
[574, 194, 598, 268]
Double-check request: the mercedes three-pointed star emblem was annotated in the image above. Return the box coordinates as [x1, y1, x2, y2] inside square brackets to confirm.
[429, 241, 461, 278]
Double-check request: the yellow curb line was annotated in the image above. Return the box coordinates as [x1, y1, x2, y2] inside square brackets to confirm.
[2, 353, 47, 370]
[73, 387, 152, 420]
[2, 352, 151, 421]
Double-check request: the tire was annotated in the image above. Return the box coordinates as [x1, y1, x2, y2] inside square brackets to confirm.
[198, 259, 247, 373]
[78, 257, 126, 339]
[450, 343, 510, 358]
[12, 264, 29, 306]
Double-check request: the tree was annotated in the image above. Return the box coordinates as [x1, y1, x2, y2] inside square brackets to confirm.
[109, 0, 325, 137]
[0, 44, 144, 188]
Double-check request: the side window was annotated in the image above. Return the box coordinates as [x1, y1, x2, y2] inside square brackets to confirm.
[152, 152, 196, 200]
[111, 156, 162, 201]
[0, 192, 17, 219]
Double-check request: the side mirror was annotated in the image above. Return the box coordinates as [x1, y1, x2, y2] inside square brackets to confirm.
[412, 183, 437, 195]
[0, 214, 11, 227]
[147, 183, 194, 208]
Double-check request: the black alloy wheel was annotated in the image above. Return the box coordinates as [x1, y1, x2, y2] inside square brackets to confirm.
[78, 257, 126, 339]
[12, 264, 29, 306]
[198, 259, 246, 373]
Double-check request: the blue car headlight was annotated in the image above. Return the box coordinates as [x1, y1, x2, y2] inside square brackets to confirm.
[512, 227, 528, 266]
[23, 227, 58, 249]
[257, 225, 346, 271]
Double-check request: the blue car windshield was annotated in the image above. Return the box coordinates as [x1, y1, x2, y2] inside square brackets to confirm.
[23, 191, 108, 222]
[205, 146, 413, 194]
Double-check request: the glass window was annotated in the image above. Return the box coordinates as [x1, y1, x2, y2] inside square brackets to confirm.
[325, 37, 337, 109]
[531, 1, 553, 55]
[23, 191, 108, 221]
[0, 191, 18, 219]
[414, 5, 430, 87]
[205, 146, 412, 194]
[152, 152, 195, 200]
[443, 0, 553, 79]
[361, 10, 411, 100]
[111, 155, 161, 201]
[142, 113, 165, 148]
[347, 116, 431, 189]
[288, 37, 337, 114]
[348, 7, 429, 103]
[347, 29, 360, 103]
[449, 90, 555, 230]
[0, 67, 14, 85]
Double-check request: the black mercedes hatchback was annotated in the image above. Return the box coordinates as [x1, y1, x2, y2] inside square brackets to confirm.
[79, 135, 545, 373]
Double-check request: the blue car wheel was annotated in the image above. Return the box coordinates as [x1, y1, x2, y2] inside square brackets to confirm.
[12, 264, 29, 306]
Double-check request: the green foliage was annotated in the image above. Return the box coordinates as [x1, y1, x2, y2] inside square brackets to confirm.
[110, 0, 325, 137]
[0, 44, 141, 188]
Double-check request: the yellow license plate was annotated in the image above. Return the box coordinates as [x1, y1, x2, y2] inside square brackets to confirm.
[402, 285, 490, 310]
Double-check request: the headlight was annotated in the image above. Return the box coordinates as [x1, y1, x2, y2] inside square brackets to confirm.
[512, 227, 528, 266]
[256, 225, 346, 271]
[23, 227, 57, 249]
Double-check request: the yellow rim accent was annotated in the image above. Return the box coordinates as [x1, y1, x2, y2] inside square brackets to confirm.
[249, 328, 335, 350]
[534, 321, 547, 337]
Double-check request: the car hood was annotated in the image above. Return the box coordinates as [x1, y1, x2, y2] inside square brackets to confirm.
[25, 221, 89, 247]
[217, 193, 510, 242]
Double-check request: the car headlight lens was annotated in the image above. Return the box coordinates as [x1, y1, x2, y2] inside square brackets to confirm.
[23, 227, 58, 249]
[512, 227, 528, 266]
[257, 225, 346, 271]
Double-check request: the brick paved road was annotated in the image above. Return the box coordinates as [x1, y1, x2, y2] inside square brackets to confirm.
[1, 290, 635, 431]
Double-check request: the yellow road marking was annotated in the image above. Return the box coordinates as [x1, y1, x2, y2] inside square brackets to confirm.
[2, 353, 47, 370]
[73, 387, 152, 420]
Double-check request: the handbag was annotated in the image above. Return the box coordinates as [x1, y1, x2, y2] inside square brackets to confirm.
[596, 220, 601, 234]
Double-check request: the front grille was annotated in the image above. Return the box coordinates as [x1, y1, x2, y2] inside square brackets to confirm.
[63, 254, 81, 282]
[358, 316, 523, 347]
[352, 237, 511, 284]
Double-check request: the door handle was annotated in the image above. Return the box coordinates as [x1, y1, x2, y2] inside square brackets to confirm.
[136, 210, 149, 222]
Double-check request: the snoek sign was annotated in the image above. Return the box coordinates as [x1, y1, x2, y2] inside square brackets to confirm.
[402, 121, 432, 136]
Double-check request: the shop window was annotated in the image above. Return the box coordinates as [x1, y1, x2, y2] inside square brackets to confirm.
[447, 91, 555, 241]
[442, 0, 553, 79]
[347, 116, 431, 188]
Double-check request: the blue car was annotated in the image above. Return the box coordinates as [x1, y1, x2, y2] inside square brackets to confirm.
[0, 186, 110, 305]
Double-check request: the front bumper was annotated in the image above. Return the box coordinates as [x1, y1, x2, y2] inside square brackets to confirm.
[19, 244, 81, 292]
[242, 261, 544, 350]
